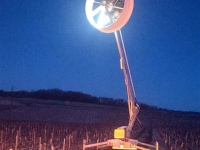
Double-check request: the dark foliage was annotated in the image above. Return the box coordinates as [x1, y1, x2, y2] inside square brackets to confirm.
[0, 89, 127, 107]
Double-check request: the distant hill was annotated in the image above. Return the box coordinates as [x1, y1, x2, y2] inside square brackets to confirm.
[0, 89, 197, 113]
[0, 89, 128, 107]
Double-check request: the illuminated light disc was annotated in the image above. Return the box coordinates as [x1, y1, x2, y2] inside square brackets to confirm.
[85, 0, 134, 33]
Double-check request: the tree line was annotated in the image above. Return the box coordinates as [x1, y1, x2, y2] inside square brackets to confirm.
[0, 89, 163, 109]
[0, 89, 128, 107]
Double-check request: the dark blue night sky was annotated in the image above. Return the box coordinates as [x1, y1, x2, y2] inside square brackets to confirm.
[0, 0, 199, 112]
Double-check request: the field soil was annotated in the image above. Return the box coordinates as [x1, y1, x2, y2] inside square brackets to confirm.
[0, 98, 199, 150]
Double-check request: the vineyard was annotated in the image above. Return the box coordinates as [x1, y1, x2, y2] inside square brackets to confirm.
[0, 99, 199, 150]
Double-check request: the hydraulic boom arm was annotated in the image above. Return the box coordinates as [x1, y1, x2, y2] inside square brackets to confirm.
[114, 30, 140, 139]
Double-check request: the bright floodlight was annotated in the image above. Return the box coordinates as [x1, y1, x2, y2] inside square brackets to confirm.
[85, 0, 134, 33]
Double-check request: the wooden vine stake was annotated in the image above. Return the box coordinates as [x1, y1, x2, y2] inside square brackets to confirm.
[44, 129, 46, 142]
[51, 145, 54, 150]
[196, 140, 198, 150]
[14, 131, 19, 150]
[86, 130, 89, 144]
[33, 130, 36, 145]
[62, 138, 65, 150]
[1, 130, 3, 143]
[68, 134, 71, 148]
[38, 137, 42, 150]
[175, 140, 177, 149]
[43, 143, 46, 150]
